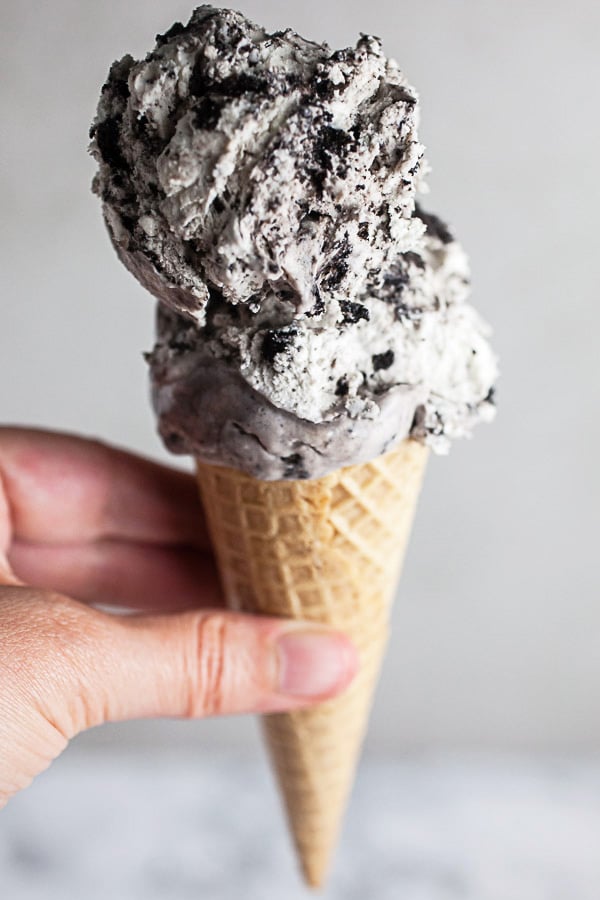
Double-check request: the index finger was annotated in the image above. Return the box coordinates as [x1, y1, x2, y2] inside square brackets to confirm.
[0, 427, 209, 549]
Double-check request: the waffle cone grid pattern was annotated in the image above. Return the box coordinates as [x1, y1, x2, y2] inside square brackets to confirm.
[196, 439, 428, 886]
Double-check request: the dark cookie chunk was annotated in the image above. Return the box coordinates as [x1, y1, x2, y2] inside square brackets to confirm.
[310, 125, 353, 191]
[164, 430, 187, 453]
[383, 267, 410, 293]
[194, 97, 223, 129]
[339, 300, 369, 324]
[306, 292, 326, 317]
[315, 126, 352, 171]
[313, 73, 335, 101]
[93, 116, 129, 171]
[202, 285, 234, 338]
[391, 85, 416, 105]
[320, 234, 351, 291]
[281, 452, 310, 480]
[394, 302, 423, 323]
[335, 377, 349, 397]
[100, 58, 132, 101]
[190, 57, 269, 99]
[372, 350, 395, 371]
[261, 326, 298, 363]
[212, 21, 245, 53]
[414, 205, 454, 245]
[403, 251, 425, 270]
[155, 22, 186, 47]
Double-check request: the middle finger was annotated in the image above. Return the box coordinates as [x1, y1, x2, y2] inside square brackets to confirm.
[8, 540, 223, 613]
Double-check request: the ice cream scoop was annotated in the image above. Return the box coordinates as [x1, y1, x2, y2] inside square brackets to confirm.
[147, 206, 495, 479]
[90, 5, 497, 479]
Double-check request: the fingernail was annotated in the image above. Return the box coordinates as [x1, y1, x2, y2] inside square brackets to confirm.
[276, 629, 358, 698]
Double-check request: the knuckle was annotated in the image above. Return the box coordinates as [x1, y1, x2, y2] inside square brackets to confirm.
[39, 589, 85, 625]
[38, 594, 108, 733]
[0, 586, 105, 738]
[188, 612, 234, 717]
[1, 587, 83, 660]
[36, 592, 96, 659]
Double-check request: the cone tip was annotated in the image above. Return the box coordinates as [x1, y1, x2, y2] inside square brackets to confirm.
[300, 854, 330, 890]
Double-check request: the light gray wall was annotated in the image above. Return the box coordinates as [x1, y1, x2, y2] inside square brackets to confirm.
[1, 0, 599, 752]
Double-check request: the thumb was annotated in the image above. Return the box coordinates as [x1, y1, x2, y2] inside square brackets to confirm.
[27, 594, 359, 738]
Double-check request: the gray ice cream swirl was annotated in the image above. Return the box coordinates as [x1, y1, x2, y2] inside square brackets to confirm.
[90, 5, 498, 480]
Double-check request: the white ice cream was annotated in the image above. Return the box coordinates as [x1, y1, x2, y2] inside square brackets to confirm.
[90, 6, 498, 479]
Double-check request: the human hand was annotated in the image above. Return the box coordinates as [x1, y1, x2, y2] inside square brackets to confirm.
[0, 428, 357, 808]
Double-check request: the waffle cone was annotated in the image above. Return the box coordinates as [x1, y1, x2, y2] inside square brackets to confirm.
[195, 439, 428, 887]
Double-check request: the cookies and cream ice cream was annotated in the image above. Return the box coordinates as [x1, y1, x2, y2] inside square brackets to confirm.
[90, 5, 497, 480]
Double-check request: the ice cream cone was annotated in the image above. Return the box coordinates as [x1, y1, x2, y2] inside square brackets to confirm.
[91, 4, 497, 890]
[195, 438, 428, 887]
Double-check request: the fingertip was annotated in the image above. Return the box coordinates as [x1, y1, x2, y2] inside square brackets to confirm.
[274, 627, 360, 701]
[334, 631, 361, 693]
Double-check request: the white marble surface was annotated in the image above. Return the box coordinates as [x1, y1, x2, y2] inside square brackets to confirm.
[2, 750, 600, 899]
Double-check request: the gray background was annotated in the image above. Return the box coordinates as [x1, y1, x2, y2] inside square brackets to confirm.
[1, 0, 599, 754]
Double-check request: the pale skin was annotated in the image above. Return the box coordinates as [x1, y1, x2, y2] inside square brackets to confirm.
[0, 428, 358, 808]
